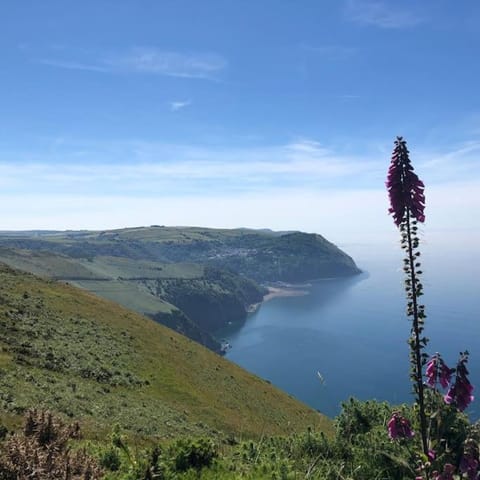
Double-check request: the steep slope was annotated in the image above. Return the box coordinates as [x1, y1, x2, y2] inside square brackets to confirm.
[0, 248, 265, 353]
[0, 264, 331, 440]
[206, 231, 360, 282]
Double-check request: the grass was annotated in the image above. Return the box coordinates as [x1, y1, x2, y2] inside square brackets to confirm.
[0, 249, 263, 352]
[83, 256, 204, 279]
[0, 250, 229, 317]
[0, 248, 205, 282]
[73, 279, 175, 315]
[0, 247, 104, 279]
[0, 263, 332, 442]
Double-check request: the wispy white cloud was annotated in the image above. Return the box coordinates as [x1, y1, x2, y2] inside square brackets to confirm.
[416, 140, 480, 181]
[169, 100, 191, 112]
[35, 47, 226, 80]
[0, 138, 378, 197]
[345, 0, 423, 29]
[0, 137, 479, 238]
[2, 137, 479, 196]
[36, 59, 109, 73]
[106, 48, 226, 79]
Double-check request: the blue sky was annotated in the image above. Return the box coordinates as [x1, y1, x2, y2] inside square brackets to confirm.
[0, 0, 479, 243]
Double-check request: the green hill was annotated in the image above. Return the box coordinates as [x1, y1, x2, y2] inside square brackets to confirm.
[0, 226, 359, 282]
[0, 227, 359, 353]
[0, 264, 331, 441]
[0, 247, 266, 353]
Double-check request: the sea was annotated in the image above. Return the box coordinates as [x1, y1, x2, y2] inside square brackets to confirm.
[220, 234, 480, 419]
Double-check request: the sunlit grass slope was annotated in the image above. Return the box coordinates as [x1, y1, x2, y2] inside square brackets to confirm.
[0, 264, 332, 441]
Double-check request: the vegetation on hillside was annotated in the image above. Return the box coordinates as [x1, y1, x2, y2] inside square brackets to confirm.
[154, 266, 265, 331]
[0, 227, 360, 284]
[1, 398, 477, 479]
[0, 264, 329, 441]
[0, 409, 102, 479]
[0, 227, 359, 352]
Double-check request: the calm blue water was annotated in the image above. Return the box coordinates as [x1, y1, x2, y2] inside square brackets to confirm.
[222, 239, 480, 419]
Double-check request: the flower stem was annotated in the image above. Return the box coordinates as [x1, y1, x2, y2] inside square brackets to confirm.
[406, 211, 428, 456]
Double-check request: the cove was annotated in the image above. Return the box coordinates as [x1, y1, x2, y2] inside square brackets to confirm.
[220, 240, 480, 419]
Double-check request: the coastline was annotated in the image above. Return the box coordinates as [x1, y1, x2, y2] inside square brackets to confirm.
[245, 285, 309, 315]
[263, 285, 309, 302]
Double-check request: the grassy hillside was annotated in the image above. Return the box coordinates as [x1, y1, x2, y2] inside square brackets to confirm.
[0, 248, 264, 353]
[0, 264, 331, 441]
[0, 227, 359, 353]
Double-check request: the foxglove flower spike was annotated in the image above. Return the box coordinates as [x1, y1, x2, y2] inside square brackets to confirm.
[386, 137, 425, 226]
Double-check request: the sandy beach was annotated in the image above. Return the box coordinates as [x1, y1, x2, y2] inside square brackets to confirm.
[245, 285, 310, 314]
[263, 285, 309, 302]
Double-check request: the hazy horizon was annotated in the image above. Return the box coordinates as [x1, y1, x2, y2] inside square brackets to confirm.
[1, 1, 479, 245]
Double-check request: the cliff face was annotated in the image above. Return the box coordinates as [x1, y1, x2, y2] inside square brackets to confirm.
[151, 266, 266, 333]
[149, 308, 221, 352]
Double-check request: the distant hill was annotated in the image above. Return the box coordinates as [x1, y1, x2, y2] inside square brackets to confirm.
[0, 264, 331, 440]
[0, 226, 360, 352]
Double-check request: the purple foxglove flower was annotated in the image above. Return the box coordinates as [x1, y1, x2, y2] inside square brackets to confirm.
[425, 354, 452, 389]
[386, 137, 425, 226]
[444, 352, 474, 411]
[387, 412, 414, 440]
[426, 356, 438, 388]
[439, 362, 453, 389]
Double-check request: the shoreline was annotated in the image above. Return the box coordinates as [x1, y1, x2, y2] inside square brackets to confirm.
[263, 285, 309, 302]
[245, 285, 309, 315]
[246, 274, 360, 314]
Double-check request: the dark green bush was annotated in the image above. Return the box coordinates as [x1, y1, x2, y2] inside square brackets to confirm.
[169, 438, 217, 472]
[100, 448, 122, 471]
